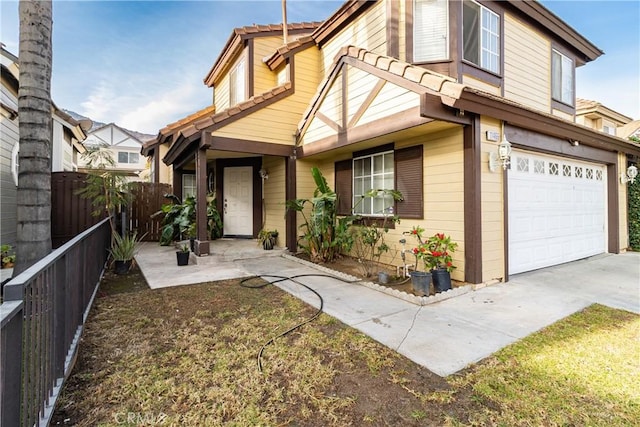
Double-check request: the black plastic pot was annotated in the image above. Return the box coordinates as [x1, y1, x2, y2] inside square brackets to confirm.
[262, 238, 274, 250]
[431, 268, 452, 293]
[176, 251, 189, 266]
[410, 271, 432, 296]
[114, 260, 132, 275]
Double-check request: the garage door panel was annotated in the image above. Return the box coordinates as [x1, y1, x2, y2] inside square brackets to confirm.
[509, 152, 606, 274]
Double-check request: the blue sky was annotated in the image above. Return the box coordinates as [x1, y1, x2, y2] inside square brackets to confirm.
[1, 0, 638, 134]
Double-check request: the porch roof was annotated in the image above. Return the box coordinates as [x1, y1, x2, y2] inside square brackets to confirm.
[296, 46, 640, 157]
[163, 82, 293, 165]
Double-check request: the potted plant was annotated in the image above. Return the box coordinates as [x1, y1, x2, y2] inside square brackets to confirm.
[426, 232, 458, 292]
[257, 229, 278, 250]
[407, 226, 433, 296]
[176, 243, 190, 266]
[110, 232, 142, 274]
[1, 244, 16, 269]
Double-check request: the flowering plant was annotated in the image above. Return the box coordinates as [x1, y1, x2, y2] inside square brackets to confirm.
[426, 233, 458, 272]
[408, 227, 457, 272]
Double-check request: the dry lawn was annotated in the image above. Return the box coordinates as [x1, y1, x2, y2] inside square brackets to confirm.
[52, 266, 639, 426]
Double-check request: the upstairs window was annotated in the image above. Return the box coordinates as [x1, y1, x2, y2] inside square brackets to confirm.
[229, 58, 246, 106]
[463, 0, 500, 74]
[118, 151, 139, 164]
[413, 0, 449, 62]
[552, 49, 574, 105]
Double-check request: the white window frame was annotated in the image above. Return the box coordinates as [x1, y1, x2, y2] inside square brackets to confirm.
[352, 150, 395, 216]
[463, 0, 500, 74]
[229, 57, 246, 106]
[117, 151, 139, 164]
[552, 49, 574, 106]
[11, 142, 19, 186]
[413, 0, 449, 62]
[182, 174, 196, 199]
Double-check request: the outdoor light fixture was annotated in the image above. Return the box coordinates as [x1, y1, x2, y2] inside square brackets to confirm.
[259, 168, 269, 180]
[489, 123, 513, 172]
[620, 165, 638, 184]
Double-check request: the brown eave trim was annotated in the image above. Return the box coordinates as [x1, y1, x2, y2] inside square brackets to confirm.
[203, 136, 294, 157]
[449, 90, 640, 156]
[265, 38, 316, 71]
[204, 34, 243, 86]
[298, 107, 433, 158]
[312, 0, 377, 47]
[506, 0, 602, 62]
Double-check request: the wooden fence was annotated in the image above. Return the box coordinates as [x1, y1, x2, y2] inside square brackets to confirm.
[128, 182, 172, 241]
[0, 218, 111, 427]
[51, 172, 105, 248]
[51, 173, 171, 245]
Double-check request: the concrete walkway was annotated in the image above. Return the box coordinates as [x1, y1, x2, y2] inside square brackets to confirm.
[135, 243, 640, 377]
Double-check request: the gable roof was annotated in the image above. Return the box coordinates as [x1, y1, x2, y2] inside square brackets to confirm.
[297, 46, 640, 157]
[163, 82, 293, 165]
[203, 21, 322, 87]
[576, 98, 633, 124]
[618, 120, 640, 140]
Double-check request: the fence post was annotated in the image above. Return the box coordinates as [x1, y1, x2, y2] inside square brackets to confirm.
[1, 301, 24, 427]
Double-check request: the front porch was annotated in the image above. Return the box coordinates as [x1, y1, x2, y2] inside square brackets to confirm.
[135, 239, 286, 289]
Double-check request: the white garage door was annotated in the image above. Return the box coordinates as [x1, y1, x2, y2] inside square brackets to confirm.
[508, 151, 606, 274]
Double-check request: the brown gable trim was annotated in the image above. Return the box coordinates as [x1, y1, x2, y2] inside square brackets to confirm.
[420, 93, 471, 125]
[202, 135, 294, 157]
[312, 0, 378, 47]
[204, 23, 321, 86]
[505, 0, 602, 63]
[264, 36, 316, 71]
[298, 107, 433, 158]
[448, 89, 640, 156]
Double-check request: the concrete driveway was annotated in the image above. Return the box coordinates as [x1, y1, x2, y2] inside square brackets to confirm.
[243, 252, 639, 376]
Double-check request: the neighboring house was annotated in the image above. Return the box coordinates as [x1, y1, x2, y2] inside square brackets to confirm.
[78, 122, 148, 180]
[618, 120, 640, 140]
[144, 0, 640, 285]
[1, 46, 91, 248]
[575, 98, 632, 136]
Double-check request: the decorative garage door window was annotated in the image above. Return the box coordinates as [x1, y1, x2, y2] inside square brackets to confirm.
[508, 151, 606, 275]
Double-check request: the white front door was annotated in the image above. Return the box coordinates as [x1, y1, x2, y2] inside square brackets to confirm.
[508, 151, 606, 275]
[223, 166, 253, 236]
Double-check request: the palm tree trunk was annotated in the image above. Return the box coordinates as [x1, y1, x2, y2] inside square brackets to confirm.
[14, 0, 53, 274]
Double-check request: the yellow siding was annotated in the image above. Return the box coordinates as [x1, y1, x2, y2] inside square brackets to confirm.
[261, 156, 287, 246]
[253, 37, 282, 94]
[503, 14, 551, 113]
[358, 83, 420, 126]
[303, 115, 337, 144]
[552, 109, 574, 121]
[158, 144, 171, 185]
[318, 67, 343, 124]
[321, 0, 387, 74]
[398, 0, 406, 61]
[462, 75, 500, 96]
[480, 117, 506, 282]
[213, 46, 321, 144]
[345, 65, 380, 125]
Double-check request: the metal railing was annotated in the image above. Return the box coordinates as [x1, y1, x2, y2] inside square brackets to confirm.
[1, 218, 111, 427]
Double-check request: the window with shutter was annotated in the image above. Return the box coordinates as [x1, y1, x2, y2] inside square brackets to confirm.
[551, 49, 573, 106]
[395, 145, 423, 219]
[229, 58, 245, 106]
[413, 0, 449, 62]
[334, 145, 423, 219]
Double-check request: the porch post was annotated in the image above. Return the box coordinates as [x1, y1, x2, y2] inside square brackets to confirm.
[194, 145, 210, 255]
[464, 114, 483, 284]
[172, 168, 183, 201]
[285, 153, 297, 252]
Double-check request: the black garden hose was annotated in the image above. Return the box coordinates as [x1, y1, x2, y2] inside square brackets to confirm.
[240, 273, 359, 373]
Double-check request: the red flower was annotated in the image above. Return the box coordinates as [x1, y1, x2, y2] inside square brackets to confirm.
[412, 247, 419, 254]
[446, 261, 452, 267]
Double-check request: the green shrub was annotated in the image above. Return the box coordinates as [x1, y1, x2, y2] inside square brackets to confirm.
[628, 179, 640, 250]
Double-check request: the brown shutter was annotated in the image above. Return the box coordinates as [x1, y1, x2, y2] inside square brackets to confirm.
[395, 145, 423, 219]
[335, 159, 352, 215]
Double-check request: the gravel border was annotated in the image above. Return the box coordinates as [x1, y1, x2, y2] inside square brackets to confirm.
[282, 253, 473, 306]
